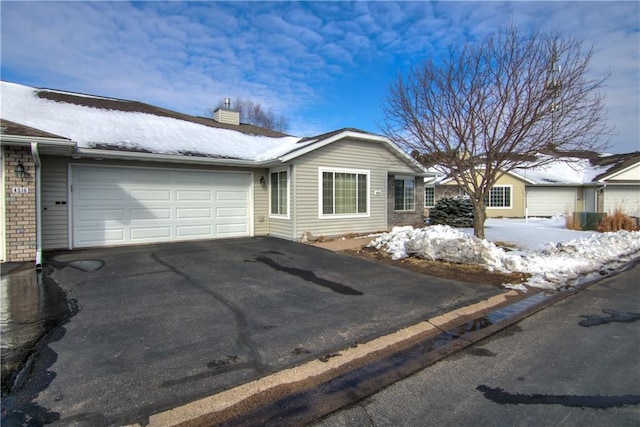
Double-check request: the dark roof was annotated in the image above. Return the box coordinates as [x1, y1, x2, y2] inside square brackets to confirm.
[0, 119, 71, 140]
[297, 127, 379, 144]
[591, 151, 640, 181]
[36, 89, 290, 138]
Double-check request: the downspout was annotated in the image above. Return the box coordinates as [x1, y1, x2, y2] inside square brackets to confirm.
[596, 183, 607, 213]
[31, 142, 43, 270]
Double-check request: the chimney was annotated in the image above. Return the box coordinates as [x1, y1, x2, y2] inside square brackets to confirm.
[214, 97, 240, 126]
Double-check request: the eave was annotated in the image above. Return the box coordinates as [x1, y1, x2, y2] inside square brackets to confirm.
[72, 147, 278, 168]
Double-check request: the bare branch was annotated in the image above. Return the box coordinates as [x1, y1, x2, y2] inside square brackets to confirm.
[211, 98, 290, 133]
[381, 25, 613, 238]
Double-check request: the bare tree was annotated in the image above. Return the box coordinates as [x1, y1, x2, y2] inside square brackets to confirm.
[381, 26, 612, 239]
[211, 98, 290, 133]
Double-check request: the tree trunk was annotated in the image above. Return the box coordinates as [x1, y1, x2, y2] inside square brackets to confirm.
[472, 201, 487, 239]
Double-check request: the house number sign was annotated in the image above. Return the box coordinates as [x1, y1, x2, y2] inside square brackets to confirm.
[11, 187, 29, 194]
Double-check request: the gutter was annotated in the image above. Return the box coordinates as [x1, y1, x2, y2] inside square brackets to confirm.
[1, 134, 75, 147]
[30, 142, 43, 269]
[73, 147, 280, 168]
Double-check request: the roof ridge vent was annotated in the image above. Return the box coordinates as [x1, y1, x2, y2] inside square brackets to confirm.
[214, 97, 240, 126]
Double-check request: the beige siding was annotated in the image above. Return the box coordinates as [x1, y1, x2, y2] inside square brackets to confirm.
[292, 139, 417, 239]
[439, 173, 527, 218]
[252, 169, 270, 236]
[486, 173, 526, 218]
[267, 165, 295, 239]
[42, 156, 69, 249]
[41, 157, 269, 248]
[605, 163, 640, 181]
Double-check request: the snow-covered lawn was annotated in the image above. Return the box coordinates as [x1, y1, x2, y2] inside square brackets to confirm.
[368, 216, 640, 291]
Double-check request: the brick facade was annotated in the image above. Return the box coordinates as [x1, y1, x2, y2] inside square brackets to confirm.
[387, 175, 425, 228]
[3, 145, 37, 262]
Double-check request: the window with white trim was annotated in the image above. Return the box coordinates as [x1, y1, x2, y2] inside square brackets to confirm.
[485, 185, 512, 208]
[320, 168, 369, 217]
[394, 176, 415, 211]
[425, 187, 435, 207]
[270, 170, 288, 217]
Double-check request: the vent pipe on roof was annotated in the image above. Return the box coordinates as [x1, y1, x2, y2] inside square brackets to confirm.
[224, 97, 231, 109]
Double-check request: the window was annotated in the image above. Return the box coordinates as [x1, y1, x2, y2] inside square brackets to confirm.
[320, 168, 369, 217]
[394, 177, 415, 211]
[425, 187, 435, 207]
[485, 185, 512, 208]
[270, 170, 288, 217]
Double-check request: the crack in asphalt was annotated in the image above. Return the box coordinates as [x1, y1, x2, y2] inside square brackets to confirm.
[150, 253, 266, 382]
[476, 385, 640, 409]
[252, 255, 363, 296]
[578, 309, 640, 327]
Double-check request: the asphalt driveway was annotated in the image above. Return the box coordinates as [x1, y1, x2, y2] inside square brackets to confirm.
[4, 237, 503, 426]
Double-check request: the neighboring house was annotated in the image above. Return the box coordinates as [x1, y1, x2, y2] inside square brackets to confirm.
[423, 153, 640, 219]
[1, 81, 430, 264]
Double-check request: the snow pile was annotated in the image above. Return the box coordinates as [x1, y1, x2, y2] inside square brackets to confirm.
[368, 223, 640, 291]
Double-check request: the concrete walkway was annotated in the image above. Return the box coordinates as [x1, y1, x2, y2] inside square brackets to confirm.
[310, 237, 376, 252]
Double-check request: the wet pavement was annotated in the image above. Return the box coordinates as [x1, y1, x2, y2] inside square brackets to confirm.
[313, 259, 640, 426]
[0, 237, 505, 426]
[1, 264, 75, 395]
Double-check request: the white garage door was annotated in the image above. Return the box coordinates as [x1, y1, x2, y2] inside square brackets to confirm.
[526, 187, 577, 217]
[72, 165, 252, 248]
[603, 187, 640, 217]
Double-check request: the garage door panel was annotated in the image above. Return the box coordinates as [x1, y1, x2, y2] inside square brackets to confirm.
[177, 225, 212, 237]
[131, 189, 172, 202]
[216, 175, 246, 185]
[77, 168, 124, 183]
[527, 187, 576, 216]
[176, 190, 212, 201]
[131, 208, 171, 220]
[217, 207, 247, 218]
[129, 170, 171, 184]
[175, 173, 213, 185]
[76, 228, 125, 245]
[77, 188, 124, 202]
[78, 209, 125, 221]
[604, 188, 640, 216]
[217, 224, 248, 235]
[73, 166, 251, 247]
[217, 190, 247, 201]
[216, 224, 247, 236]
[176, 208, 212, 219]
[130, 227, 172, 240]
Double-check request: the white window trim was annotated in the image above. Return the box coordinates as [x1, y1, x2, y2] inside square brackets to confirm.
[424, 186, 436, 208]
[486, 185, 513, 209]
[269, 167, 290, 220]
[318, 167, 370, 219]
[394, 176, 416, 212]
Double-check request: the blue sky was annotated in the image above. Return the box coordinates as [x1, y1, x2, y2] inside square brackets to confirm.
[1, 1, 638, 153]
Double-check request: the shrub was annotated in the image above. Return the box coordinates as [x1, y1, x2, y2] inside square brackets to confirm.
[429, 196, 474, 227]
[597, 209, 639, 232]
[564, 212, 578, 230]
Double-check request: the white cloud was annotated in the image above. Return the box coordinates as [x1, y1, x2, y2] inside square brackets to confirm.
[1, 1, 637, 150]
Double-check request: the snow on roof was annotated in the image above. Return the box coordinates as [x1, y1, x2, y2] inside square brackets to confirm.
[512, 157, 610, 185]
[425, 157, 614, 186]
[1, 81, 303, 161]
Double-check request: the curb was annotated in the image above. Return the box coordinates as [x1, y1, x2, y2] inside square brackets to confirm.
[127, 290, 524, 427]
[126, 259, 640, 427]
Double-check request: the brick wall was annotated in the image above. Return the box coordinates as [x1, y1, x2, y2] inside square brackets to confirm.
[387, 175, 425, 228]
[3, 146, 37, 262]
